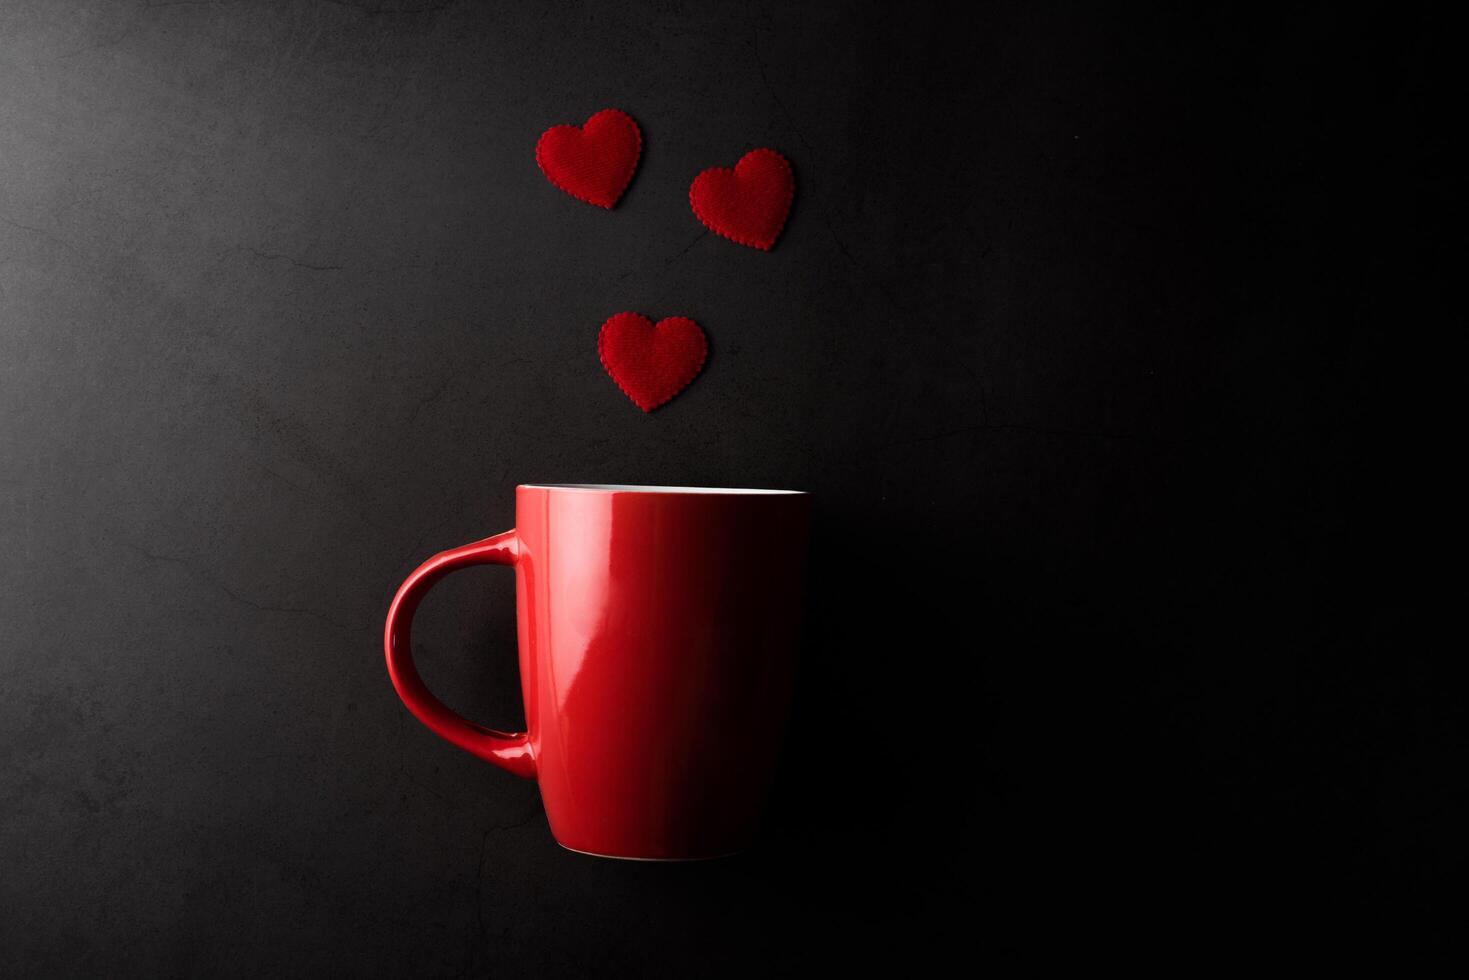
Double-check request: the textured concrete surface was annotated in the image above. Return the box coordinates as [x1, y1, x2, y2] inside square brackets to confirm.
[1, 1, 1444, 973]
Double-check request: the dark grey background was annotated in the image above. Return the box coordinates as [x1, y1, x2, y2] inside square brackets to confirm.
[1, 1, 1452, 974]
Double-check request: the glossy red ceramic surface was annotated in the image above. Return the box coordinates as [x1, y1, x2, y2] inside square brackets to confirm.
[385, 485, 810, 860]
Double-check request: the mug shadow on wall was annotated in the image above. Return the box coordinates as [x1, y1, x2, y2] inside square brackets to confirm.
[750, 505, 991, 898]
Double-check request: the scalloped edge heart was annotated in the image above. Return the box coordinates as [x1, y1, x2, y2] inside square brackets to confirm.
[689, 147, 794, 250]
[597, 313, 708, 412]
[535, 108, 642, 209]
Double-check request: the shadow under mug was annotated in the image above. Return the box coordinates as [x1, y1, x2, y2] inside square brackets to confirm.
[384, 484, 810, 860]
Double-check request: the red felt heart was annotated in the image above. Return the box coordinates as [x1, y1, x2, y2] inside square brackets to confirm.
[689, 148, 794, 251]
[598, 313, 708, 412]
[536, 109, 642, 208]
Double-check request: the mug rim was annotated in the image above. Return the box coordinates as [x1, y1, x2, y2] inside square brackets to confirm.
[519, 484, 805, 496]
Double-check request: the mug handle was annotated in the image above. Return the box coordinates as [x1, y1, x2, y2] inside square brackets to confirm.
[383, 530, 536, 779]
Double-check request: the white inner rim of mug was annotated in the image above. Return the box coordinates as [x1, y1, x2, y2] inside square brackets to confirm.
[521, 484, 805, 495]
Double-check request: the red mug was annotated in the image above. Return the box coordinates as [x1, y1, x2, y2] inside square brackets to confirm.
[384, 484, 810, 860]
